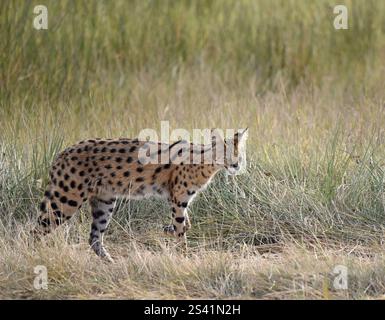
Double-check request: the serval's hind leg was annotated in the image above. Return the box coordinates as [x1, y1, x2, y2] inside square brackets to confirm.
[89, 195, 116, 262]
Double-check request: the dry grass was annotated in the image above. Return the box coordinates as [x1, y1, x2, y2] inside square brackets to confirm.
[1, 224, 385, 299]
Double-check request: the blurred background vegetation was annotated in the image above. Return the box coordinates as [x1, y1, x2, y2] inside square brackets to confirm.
[2, 0, 385, 104]
[1, 0, 385, 252]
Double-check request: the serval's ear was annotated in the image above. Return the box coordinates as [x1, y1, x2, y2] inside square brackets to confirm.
[239, 127, 249, 141]
[210, 128, 224, 147]
[234, 128, 249, 147]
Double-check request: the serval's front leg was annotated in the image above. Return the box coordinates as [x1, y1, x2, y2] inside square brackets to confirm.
[164, 197, 190, 251]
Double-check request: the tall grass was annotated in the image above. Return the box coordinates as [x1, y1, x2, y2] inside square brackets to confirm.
[1, 0, 385, 105]
[1, 0, 385, 299]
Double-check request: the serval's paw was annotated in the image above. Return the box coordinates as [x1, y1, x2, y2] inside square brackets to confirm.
[163, 224, 176, 237]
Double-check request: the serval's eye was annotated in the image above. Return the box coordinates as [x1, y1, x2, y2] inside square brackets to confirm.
[230, 162, 239, 169]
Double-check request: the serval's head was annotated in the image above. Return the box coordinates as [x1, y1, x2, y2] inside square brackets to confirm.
[211, 128, 249, 175]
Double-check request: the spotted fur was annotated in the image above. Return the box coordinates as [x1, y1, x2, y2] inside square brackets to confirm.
[35, 129, 248, 261]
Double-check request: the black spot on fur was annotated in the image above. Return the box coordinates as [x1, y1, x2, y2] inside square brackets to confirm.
[40, 202, 46, 212]
[53, 210, 63, 218]
[175, 217, 185, 223]
[44, 191, 52, 199]
[40, 218, 50, 227]
[60, 196, 67, 203]
[68, 200, 78, 207]
[92, 210, 104, 219]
